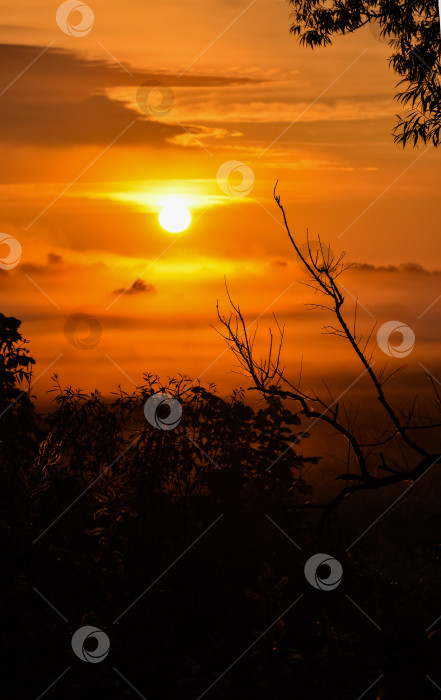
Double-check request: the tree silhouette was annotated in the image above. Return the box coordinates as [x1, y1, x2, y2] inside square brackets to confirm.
[0, 312, 35, 409]
[288, 0, 441, 146]
[0, 313, 36, 466]
[217, 186, 441, 511]
[2, 319, 441, 697]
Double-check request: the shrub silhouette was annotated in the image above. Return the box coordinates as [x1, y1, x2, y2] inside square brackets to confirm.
[2, 311, 441, 699]
[1, 321, 324, 699]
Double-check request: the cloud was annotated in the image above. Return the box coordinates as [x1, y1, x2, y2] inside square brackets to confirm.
[0, 43, 262, 147]
[13, 252, 67, 275]
[0, 252, 105, 283]
[112, 278, 156, 295]
[47, 253, 63, 265]
[351, 262, 441, 275]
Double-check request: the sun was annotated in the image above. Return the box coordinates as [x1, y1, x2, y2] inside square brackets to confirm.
[159, 198, 192, 233]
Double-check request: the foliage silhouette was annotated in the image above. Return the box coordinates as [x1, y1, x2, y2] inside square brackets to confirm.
[0, 312, 34, 407]
[288, 0, 441, 146]
[2, 309, 441, 698]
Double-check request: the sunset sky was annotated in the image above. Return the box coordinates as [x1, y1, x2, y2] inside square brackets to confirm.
[1, 0, 440, 402]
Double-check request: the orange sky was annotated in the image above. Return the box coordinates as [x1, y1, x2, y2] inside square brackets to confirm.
[1, 0, 441, 402]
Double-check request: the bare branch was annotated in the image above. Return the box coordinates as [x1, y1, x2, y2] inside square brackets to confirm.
[216, 187, 440, 513]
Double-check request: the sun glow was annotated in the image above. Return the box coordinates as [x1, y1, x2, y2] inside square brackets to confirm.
[159, 198, 192, 233]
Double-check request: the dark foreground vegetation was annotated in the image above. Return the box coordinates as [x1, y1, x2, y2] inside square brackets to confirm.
[2, 308, 441, 700]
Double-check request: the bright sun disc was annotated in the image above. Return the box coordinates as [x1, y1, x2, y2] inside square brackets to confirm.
[159, 200, 191, 233]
